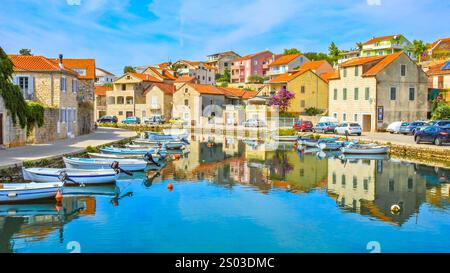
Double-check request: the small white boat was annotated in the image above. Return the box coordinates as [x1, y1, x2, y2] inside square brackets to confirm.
[62, 184, 119, 196]
[271, 135, 298, 142]
[22, 167, 120, 185]
[132, 139, 187, 149]
[341, 144, 390, 154]
[63, 157, 148, 171]
[338, 154, 390, 161]
[87, 152, 163, 161]
[0, 182, 63, 203]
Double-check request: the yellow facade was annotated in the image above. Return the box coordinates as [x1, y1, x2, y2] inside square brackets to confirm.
[269, 70, 329, 115]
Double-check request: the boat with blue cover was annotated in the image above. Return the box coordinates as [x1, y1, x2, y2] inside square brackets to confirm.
[63, 157, 149, 171]
[22, 167, 121, 184]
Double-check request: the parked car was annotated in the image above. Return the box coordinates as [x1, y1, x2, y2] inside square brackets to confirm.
[416, 120, 450, 132]
[334, 123, 362, 136]
[386, 121, 403, 134]
[122, 116, 141, 125]
[414, 126, 450, 145]
[144, 115, 164, 125]
[97, 115, 118, 124]
[243, 119, 265, 127]
[313, 122, 337, 133]
[293, 120, 313, 132]
[399, 121, 427, 135]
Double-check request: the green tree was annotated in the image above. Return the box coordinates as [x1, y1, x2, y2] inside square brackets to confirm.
[356, 42, 363, 51]
[432, 102, 450, 120]
[283, 48, 300, 55]
[247, 74, 265, 84]
[303, 52, 333, 64]
[328, 42, 340, 65]
[216, 68, 231, 82]
[405, 40, 429, 62]
[19, 49, 32, 56]
[123, 66, 136, 73]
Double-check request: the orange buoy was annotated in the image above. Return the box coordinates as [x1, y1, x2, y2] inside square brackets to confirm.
[173, 154, 181, 160]
[55, 190, 63, 203]
[167, 183, 173, 190]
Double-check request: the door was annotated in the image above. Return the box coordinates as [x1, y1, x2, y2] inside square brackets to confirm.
[362, 115, 372, 132]
[126, 111, 133, 118]
[0, 113, 3, 145]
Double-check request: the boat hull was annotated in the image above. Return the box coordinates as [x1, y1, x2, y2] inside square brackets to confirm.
[22, 167, 119, 184]
[63, 157, 148, 171]
[0, 182, 62, 204]
[341, 146, 389, 154]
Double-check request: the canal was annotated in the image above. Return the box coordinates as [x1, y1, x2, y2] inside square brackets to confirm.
[1, 135, 449, 253]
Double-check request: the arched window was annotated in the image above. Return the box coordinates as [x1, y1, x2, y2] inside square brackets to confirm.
[107, 96, 115, 104]
[117, 96, 124, 104]
[126, 96, 134, 104]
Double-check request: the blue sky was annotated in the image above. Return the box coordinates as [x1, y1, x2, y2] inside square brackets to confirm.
[0, 0, 448, 75]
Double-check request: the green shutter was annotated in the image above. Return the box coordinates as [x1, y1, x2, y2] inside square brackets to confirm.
[365, 87, 369, 100]
[343, 88, 347, 100]
[354, 88, 359, 100]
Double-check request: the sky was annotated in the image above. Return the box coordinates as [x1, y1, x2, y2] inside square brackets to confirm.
[0, 0, 449, 75]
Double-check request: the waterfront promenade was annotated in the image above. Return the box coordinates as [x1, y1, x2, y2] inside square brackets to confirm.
[0, 127, 137, 169]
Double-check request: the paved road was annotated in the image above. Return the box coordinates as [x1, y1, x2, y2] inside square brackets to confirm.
[0, 127, 137, 169]
[319, 132, 449, 150]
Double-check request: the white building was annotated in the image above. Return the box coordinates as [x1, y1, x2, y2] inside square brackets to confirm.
[95, 67, 115, 86]
[174, 60, 216, 85]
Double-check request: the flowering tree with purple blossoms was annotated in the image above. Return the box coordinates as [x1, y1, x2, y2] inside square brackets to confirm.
[268, 87, 295, 113]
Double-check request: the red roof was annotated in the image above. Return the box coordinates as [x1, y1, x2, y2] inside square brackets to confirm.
[298, 60, 330, 71]
[175, 75, 197, 83]
[363, 52, 403, 76]
[340, 55, 385, 67]
[269, 70, 308, 83]
[363, 34, 402, 45]
[427, 61, 450, 76]
[320, 70, 339, 82]
[221, 87, 257, 99]
[234, 50, 272, 62]
[183, 83, 257, 98]
[54, 58, 96, 79]
[95, 85, 113, 96]
[145, 66, 176, 81]
[129, 72, 162, 82]
[269, 53, 301, 67]
[152, 82, 175, 94]
[9, 55, 78, 75]
[187, 83, 225, 95]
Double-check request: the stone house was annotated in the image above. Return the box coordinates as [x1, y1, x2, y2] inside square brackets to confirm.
[268, 69, 329, 115]
[94, 85, 112, 120]
[143, 82, 175, 119]
[206, 51, 241, 74]
[9, 54, 79, 141]
[328, 52, 428, 132]
[106, 72, 163, 121]
[173, 60, 216, 85]
[0, 96, 27, 148]
[142, 66, 176, 83]
[56, 58, 96, 135]
[268, 53, 309, 79]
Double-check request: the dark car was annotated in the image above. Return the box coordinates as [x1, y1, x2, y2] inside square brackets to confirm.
[414, 126, 450, 146]
[97, 115, 118, 123]
[416, 120, 450, 132]
[399, 121, 427, 135]
[293, 120, 313, 132]
[313, 122, 337, 133]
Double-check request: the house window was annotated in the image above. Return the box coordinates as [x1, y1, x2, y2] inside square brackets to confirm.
[301, 86, 305, 94]
[117, 96, 124, 104]
[409, 87, 415, 101]
[343, 113, 347, 121]
[343, 88, 347, 100]
[122, 84, 126, 91]
[333, 89, 337, 100]
[72, 78, 78, 93]
[408, 178, 413, 190]
[332, 173, 336, 184]
[18, 76, 29, 93]
[400, 64, 406, 76]
[107, 96, 115, 104]
[355, 66, 359, 76]
[365, 87, 370, 100]
[343, 68, 347, 77]
[73, 68, 86, 76]
[151, 96, 157, 105]
[61, 77, 67, 92]
[354, 114, 358, 122]
[119, 111, 123, 115]
[126, 96, 133, 104]
[354, 88, 359, 100]
[363, 179, 369, 190]
[341, 175, 346, 186]
[184, 99, 189, 106]
[185, 88, 189, 94]
[300, 100, 305, 107]
[333, 112, 337, 119]
[390, 87, 397, 100]
[389, 179, 395, 192]
[353, 176, 357, 189]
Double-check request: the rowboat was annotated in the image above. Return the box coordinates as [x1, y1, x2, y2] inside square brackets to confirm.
[62, 184, 119, 196]
[340, 144, 390, 154]
[99, 146, 168, 158]
[271, 135, 299, 142]
[144, 131, 189, 142]
[338, 154, 390, 161]
[63, 157, 148, 171]
[87, 152, 164, 161]
[317, 140, 357, 150]
[128, 141, 186, 150]
[0, 182, 63, 203]
[298, 137, 339, 147]
[22, 167, 120, 184]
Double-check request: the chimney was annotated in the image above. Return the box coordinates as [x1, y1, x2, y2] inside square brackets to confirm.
[58, 54, 64, 69]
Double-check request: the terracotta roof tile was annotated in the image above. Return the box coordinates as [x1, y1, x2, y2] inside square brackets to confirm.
[363, 34, 402, 45]
[95, 85, 113, 96]
[363, 52, 403, 76]
[175, 75, 197, 83]
[298, 60, 329, 71]
[268, 70, 307, 83]
[55, 58, 96, 79]
[269, 53, 301, 67]
[427, 37, 450, 50]
[320, 70, 339, 82]
[146, 66, 176, 80]
[340, 55, 385, 67]
[427, 61, 450, 76]
[234, 50, 272, 62]
[130, 72, 163, 82]
[9, 55, 78, 75]
[152, 82, 175, 94]
[187, 83, 225, 95]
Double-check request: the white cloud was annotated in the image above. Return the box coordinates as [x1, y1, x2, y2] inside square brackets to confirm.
[367, 0, 381, 6]
[66, 0, 81, 6]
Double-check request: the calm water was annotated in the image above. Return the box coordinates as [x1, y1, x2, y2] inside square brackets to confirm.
[1, 136, 450, 253]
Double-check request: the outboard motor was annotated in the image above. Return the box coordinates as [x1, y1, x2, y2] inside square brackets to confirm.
[144, 152, 160, 167]
[58, 171, 84, 187]
[110, 161, 133, 176]
[181, 137, 190, 145]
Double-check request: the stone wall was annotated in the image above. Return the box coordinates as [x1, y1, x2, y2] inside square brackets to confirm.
[76, 79, 95, 135]
[27, 108, 59, 144]
[0, 96, 27, 148]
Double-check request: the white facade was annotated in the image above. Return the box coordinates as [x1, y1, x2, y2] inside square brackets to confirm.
[95, 68, 115, 86]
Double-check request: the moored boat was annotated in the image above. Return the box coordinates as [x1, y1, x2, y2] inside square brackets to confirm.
[0, 182, 63, 204]
[128, 141, 186, 150]
[99, 146, 168, 158]
[22, 167, 120, 184]
[271, 135, 299, 142]
[63, 157, 149, 171]
[87, 152, 163, 161]
[340, 144, 390, 154]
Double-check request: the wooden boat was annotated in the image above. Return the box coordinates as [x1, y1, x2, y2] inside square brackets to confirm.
[0, 182, 63, 203]
[63, 157, 148, 171]
[341, 144, 390, 154]
[22, 167, 120, 184]
[99, 146, 168, 158]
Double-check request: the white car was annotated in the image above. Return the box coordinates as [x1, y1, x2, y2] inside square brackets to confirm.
[334, 123, 362, 136]
[386, 121, 403, 134]
[243, 119, 265, 127]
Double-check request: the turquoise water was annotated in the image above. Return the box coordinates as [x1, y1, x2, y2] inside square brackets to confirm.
[1, 139, 449, 253]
